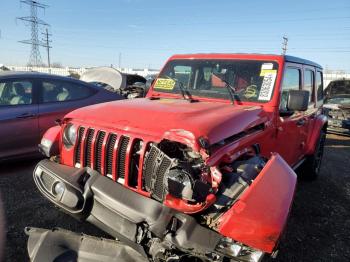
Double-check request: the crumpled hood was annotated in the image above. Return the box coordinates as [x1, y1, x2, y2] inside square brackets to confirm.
[65, 98, 269, 147]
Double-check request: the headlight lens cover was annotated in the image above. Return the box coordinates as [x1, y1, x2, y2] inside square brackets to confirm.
[63, 123, 77, 148]
[216, 237, 264, 262]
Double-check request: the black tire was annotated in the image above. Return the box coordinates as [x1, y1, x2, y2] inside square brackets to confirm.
[300, 130, 326, 180]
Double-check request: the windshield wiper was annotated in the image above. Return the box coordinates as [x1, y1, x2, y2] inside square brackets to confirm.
[164, 76, 194, 102]
[212, 72, 236, 104]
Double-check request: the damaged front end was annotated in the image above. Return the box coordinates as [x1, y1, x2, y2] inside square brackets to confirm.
[28, 125, 297, 261]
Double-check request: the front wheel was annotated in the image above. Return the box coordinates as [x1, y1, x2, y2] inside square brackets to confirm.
[300, 130, 326, 180]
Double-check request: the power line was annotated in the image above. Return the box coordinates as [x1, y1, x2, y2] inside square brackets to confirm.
[17, 0, 49, 66]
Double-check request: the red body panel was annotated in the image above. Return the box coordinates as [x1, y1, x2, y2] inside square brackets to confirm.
[218, 154, 297, 253]
[42, 125, 61, 145]
[305, 114, 328, 155]
[64, 99, 270, 151]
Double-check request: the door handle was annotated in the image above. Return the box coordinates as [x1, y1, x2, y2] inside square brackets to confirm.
[16, 113, 35, 119]
[296, 118, 306, 126]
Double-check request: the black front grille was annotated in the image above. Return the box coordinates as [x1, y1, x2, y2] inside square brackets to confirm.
[143, 145, 173, 201]
[95, 131, 106, 173]
[105, 134, 117, 175]
[117, 136, 130, 179]
[75, 127, 85, 164]
[85, 129, 95, 167]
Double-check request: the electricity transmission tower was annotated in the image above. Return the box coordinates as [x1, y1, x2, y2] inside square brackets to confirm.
[17, 0, 49, 66]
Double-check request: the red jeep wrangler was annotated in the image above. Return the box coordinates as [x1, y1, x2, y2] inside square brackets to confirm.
[27, 54, 327, 262]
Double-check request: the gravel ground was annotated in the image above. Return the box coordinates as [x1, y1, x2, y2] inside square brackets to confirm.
[0, 134, 349, 261]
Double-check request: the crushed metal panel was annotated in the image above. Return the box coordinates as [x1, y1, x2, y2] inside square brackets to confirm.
[25, 227, 147, 262]
[81, 67, 126, 91]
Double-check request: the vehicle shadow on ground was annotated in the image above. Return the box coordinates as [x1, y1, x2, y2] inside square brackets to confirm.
[266, 135, 350, 262]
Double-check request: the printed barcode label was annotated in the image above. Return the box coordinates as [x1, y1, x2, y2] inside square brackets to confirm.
[258, 72, 277, 101]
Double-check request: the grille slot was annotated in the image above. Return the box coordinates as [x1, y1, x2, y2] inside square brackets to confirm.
[85, 129, 95, 168]
[74, 127, 85, 164]
[41, 172, 55, 193]
[95, 131, 106, 173]
[105, 134, 117, 175]
[117, 136, 130, 179]
[128, 139, 143, 187]
[143, 145, 173, 201]
[143, 145, 158, 191]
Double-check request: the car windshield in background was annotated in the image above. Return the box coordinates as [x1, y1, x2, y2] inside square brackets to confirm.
[325, 80, 350, 105]
[327, 80, 350, 96]
[154, 59, 279, 102]
[326, 96, 350, 105]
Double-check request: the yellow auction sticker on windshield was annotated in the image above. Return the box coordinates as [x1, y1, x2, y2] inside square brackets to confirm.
[154, 78, 176, 90]
[260, 69, 277, 76]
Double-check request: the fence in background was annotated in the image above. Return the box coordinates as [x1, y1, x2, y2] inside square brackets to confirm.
[5, 66, 159, 77]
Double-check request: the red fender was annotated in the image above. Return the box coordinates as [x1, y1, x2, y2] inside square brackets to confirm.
[40, 126, 61, 157]
[305, 114, 327, 155]
[218, 153, 297, 253]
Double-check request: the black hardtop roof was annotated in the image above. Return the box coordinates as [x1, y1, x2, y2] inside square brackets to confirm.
[284, 55, 322, 69]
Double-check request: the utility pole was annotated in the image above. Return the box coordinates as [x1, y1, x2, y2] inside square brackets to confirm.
[17, 0, 49, 66]
[282, 36, 288, 55]
[42, 28, 52, 70]
[118, 52, 122, 69]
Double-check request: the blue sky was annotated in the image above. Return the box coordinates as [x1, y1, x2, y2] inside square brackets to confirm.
[0, 0, 349, 70]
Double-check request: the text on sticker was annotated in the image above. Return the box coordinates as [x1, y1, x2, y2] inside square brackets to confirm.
[258, 72, 277, 101]
[154, 78, 176, 90]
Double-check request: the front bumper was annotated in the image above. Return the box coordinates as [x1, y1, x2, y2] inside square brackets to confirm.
[32, 159, 222, 260]
[25, 227, 146, 262]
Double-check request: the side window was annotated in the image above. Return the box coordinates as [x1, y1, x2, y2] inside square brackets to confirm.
[42, 80, 95, 103]
[316, 71, 323, 101]
[304, 69, 314, 104]
[280, 68, 301, 111]
[0, 79, 33, 106]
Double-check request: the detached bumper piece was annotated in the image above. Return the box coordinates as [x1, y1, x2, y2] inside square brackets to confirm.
[25, 227, 146, 262]
[32, 159, 222, 261]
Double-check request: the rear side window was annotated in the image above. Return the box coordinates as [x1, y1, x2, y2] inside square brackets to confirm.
[316, 71, 323, 101]
[42, 79, 95, 103]
[304, 69, 314, 104]
[280, 68, 301, 111]
[0, 79, 33, 106]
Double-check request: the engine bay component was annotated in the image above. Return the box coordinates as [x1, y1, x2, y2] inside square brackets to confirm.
[143, 142, 210, 205]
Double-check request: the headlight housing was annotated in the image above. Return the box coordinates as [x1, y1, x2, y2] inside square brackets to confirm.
[216, 237, 264, 262]
[63, 123, 77, 148]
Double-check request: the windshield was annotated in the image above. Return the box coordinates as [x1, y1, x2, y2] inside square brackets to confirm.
[153, 59, 279, 102]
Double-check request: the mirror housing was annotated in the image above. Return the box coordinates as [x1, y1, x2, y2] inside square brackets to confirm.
[287, 90, 309, 112]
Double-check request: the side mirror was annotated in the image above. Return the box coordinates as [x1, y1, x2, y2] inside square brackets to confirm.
[287, 90, 309, 112]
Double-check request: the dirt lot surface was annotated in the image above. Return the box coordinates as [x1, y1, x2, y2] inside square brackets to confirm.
[0, 134, 349, 261]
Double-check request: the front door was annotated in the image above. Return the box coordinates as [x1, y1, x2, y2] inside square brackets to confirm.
[276, 65, 308, 166]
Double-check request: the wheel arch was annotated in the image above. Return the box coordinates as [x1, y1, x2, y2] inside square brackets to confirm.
[305, 114, 328, 155]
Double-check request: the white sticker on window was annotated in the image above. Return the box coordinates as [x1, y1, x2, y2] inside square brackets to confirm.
[261, 63, 273, 70]
[258, 71, 277, 101]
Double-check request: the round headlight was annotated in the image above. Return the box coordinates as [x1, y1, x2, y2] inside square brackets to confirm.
[63, 123, 77, 148]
